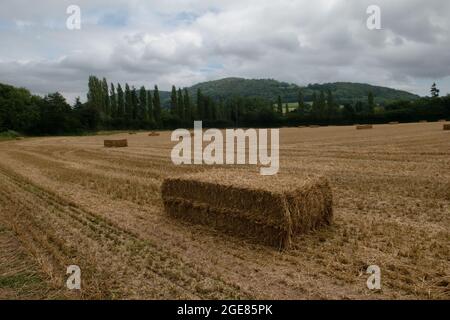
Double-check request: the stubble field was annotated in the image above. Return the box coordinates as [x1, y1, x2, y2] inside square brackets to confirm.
[0, 122, 448, 299]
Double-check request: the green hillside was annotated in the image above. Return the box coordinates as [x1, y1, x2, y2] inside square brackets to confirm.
[185, 77, 419, 105]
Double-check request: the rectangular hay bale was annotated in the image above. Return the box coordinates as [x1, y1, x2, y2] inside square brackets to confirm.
[148, 132, 160, 136]
[104, 139, 128, 148]
[444, 124, 450, 131]
[356, 124, 373, 130]
[161, 170, 333, 249]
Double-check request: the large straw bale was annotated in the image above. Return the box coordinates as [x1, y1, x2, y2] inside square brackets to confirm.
[444, 124, 450, 131]
[161, 169, 333, 249]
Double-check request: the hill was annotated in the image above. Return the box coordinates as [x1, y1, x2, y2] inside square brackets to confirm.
[185, 77, 419, 105]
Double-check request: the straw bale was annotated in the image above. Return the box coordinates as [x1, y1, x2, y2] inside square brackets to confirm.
[161, 169, 333, 249]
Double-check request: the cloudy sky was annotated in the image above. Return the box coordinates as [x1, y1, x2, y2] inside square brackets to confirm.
[0, 0, 449, 103]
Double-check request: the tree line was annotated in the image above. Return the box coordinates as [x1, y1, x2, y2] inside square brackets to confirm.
[0, 78, 449, 136]
[282, 83, 449, 126]
[87, 76, 238, 129]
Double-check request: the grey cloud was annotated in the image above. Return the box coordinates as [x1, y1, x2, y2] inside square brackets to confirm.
[0, 0, 449, 100]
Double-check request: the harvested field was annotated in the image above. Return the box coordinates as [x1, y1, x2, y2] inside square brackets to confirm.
[0, 222, 68, 299]
[162, 170, 333, 249]
[104, 139, 128, 148]
[0, 121, 449, 300]
[356, 125, 373, 130]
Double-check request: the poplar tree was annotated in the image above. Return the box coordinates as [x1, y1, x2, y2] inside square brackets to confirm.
[170, 85, 178, 116]
[177, 88, 184, 120]
[124, 84, 132, 121]
[139, 86, 148, 120]
[311, 92, 319, 117]
[87, 76, 103, 112]
[210, 98, 217, 120]
[117, 83, 124, 118]
[147, 90, 154, 122]
[327, 89, 336, 119]
[298, 90, 305, 115]
[203, 95, 210, 120]
[131, 87, 138, 120]
[196, 88, 204, 119]
[102, 77, 110, 116]
[277, 95, 283, 114]
[153, 85, 161, 125]
[318, 91, 326, 119]
[110, 83, 117, 118]
[368, 91, 375, 115]
[183, 89, 191, 121]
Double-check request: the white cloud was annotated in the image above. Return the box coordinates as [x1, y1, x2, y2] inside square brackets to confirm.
[0, 0, 450, 101]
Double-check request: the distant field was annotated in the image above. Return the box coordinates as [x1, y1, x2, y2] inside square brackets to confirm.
[274, 102, 301, 113]
[0, 122, 449, 299]
[273, 101, 315, 113]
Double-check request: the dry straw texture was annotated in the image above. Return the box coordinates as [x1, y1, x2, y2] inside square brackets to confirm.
[104, 139, 128, 148]
[443, 124, 450, 130]
[161, 169, 333, 250]
[356, 125, 373, 130]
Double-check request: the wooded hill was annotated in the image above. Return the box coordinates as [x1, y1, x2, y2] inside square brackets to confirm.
[183, 77, 419, 105]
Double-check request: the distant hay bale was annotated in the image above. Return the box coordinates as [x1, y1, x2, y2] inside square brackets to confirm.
[128, 132, 137, 135]
[309, 125, 320, 128]
[444, 124, 450, 131]
[161, 170, 333, 250]
[389, 121, 399, 125]
[419, 120, 427, 123]
[104, 139, 128, 148]
[356, 125, 373, 130]
[438, 119, 447, 122]
[148, 132, 160, 136]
